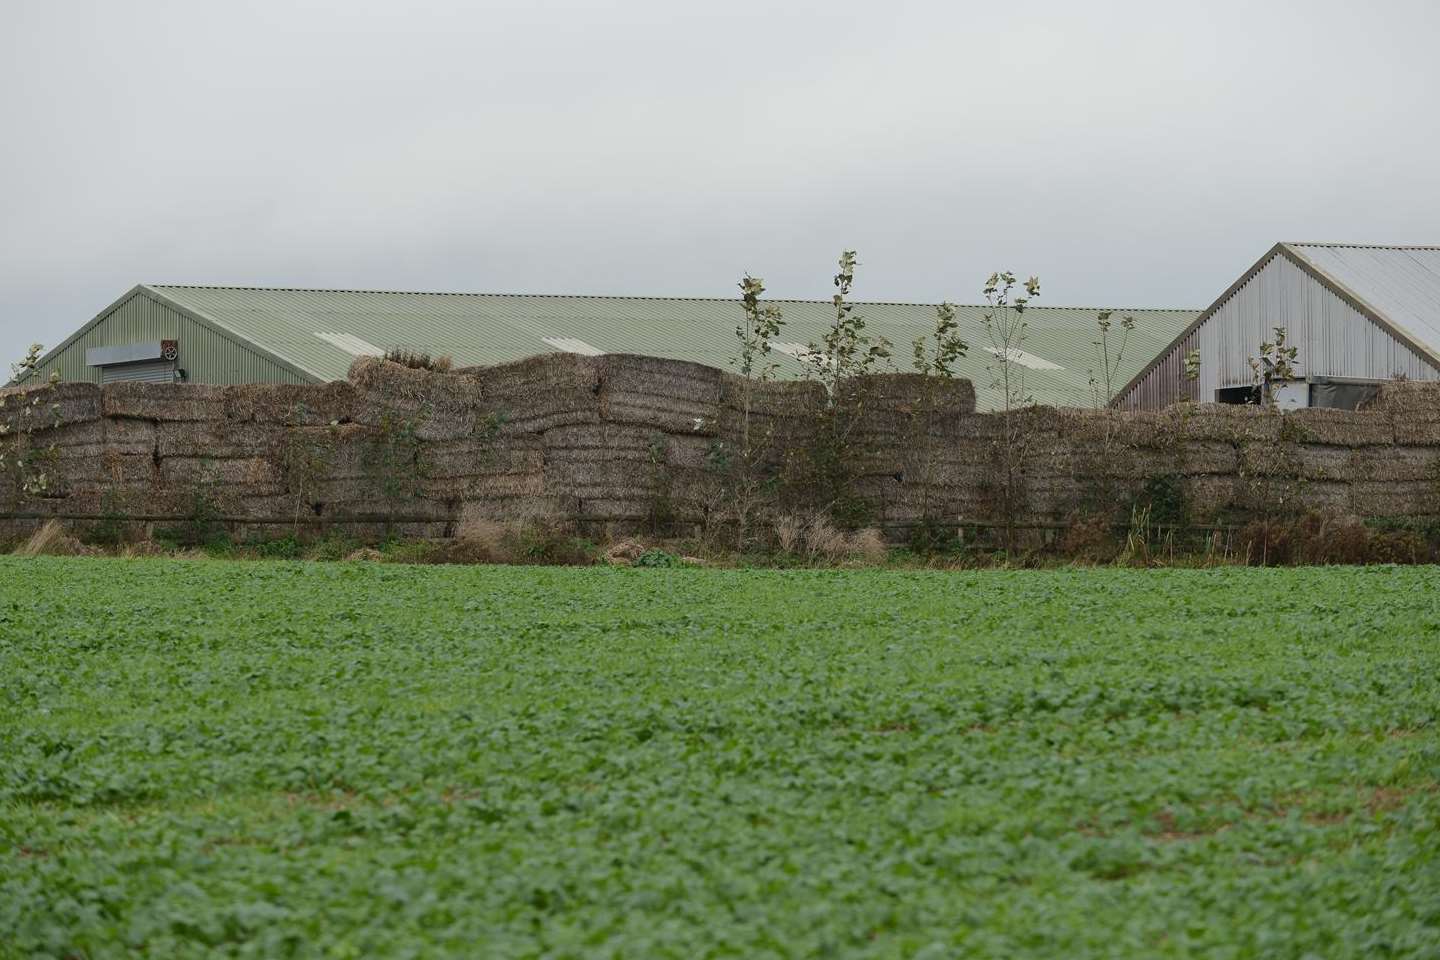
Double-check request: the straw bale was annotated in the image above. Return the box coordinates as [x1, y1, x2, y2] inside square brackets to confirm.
[1298, 481, 1352, 513]
[716, 376, 824, 448]
[1350, 480, 1439, 518]
[419, 436, 543, 479]
[1173, 441, 1238, 475]
[662, 434, 718, 471]
[1179, 404, 1283, 443]
[103, 418, 157, 455]
[543, 422, 662, 459]
[1282, 407, 1392, 446]
[0, 381, 102, 429]
[596, 354, 724, 434]
[311, 476, 385, 503]
[348, 356, 487, 441]
[1373, 380, 1440, 414]
[1237, 441, 1303, 478]
[1388, 408, 1440, 449]
[156, 421, 286, 459]
[1294, 445, 1353, 482]
[467, 353, 601, 434]
[422, 472, 545, 501]
[851, 373, 976, 415]
[160, 456, 283, 491]
[224, 381, 358, 424]
[22, 420, 104, 448]
[52, 447, 156, 486]
[1347, 446, 1440, 483]
[578, 497, 654, 521]
[101, 382, 227, 421]
[1182, 476, 1238, 521]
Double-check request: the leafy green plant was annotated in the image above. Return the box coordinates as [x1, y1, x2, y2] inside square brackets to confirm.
[1249, 327, 1299, 407]
[7, 342, 43, 384]
[907, 301, 969, 530]
[632, 548, 682, 568]
[981, 271, 1041, 555]
[2, 560, 1437, 957]
[718, 275, 787, 549]
[790, 251, 892, 525]
[1088, 311, 1136, 410]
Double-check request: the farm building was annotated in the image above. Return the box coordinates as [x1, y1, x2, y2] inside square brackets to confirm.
[15, 284, 1196, 411]
[1117, 242, 1440, 411]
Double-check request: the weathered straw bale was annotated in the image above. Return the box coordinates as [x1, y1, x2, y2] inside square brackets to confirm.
[1348, 446, 1440, 483]
[1282, 407, 1393, 446]
[52, 447, 155, 486]
[1237, 441, 1303, 478]
[1057, 408, 1176, 448]
[422, 472, 545, 501]
[596, 354, 724, 434]
[468, 353, 601, 434]
[1350, 480, 1438, 517]
[1179, 404, 1283, 443]
[716, 375, 825, 447]
[1173, 441, 1238, 475]
[348, 356, 487, 441]
[101, 382, 227, 421]
[577, 497, 654, 521]
[1182, 476, 1238, 521]
[1295, 445, 1354, 482]
[22, 420, 104, 448]
[1374, 380, 1440, 412]
[156, 421, 286, 459]
[0, 381, 102, 429]
[418, 436, 543, 479]
[160, 456, 284, 491]
[225, 381, 358, 425]
[103, 418, 157, 455]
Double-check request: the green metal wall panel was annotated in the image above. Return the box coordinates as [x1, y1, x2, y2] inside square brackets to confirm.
[27, 291, 312, 386]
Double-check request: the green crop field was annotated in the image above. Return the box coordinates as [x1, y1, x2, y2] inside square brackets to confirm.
[2, 559, 1438, 958]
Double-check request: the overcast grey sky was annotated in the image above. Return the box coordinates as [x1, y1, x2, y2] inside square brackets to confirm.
[2, 0, 1438, 365]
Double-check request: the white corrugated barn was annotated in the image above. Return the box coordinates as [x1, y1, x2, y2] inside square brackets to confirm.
[1117, 243, 1440, 410]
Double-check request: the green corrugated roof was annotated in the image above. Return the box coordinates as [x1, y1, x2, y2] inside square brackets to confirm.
[146, 285, 1198, 410]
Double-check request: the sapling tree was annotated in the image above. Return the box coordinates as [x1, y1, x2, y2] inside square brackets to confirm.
[1182, 348, 1202, 399]
[1248, 327, 1298, 407]
[981, 272, 1040, 556]
[8, 343, 42, 385]
[1087, 311, 1136, 410]
[722, 274, 787, 549]
[909, 302, 968, 538]
[797, 250, 893, 524]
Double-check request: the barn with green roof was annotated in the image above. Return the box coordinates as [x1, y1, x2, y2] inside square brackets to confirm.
[18, 283, 1197, 411]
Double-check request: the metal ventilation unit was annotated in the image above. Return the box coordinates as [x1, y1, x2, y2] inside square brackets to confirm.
[86, 340, 180, 384]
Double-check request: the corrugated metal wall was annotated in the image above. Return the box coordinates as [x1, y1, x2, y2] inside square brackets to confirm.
[1119, 253, 1440, 410]
[28, 291, 312, 386]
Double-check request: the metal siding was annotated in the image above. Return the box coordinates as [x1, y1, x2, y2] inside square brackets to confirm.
[148, 285, 1197, 410]
[1120, 251, 1439, 409]
[1289, 244, 1440, 351]
[100, 360, 175, 384]
[28, 291, 311, 386]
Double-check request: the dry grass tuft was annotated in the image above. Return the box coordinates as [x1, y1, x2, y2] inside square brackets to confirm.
[847, 527, 888, 564]
[13, 520, 88, 558]
[384, 348, 453, 373]
[344, 547, 384, 562]
[771, 514, 889, 564]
